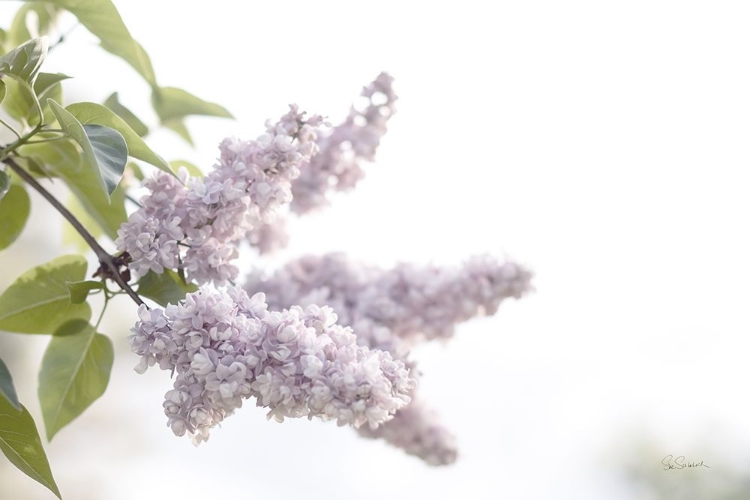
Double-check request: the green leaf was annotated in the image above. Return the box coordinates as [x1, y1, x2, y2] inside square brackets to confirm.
[138, 269, 198, 307]
[0, 357, 20, 410]
[170, 159, 203, 178]
[37, 81, 62, 125]
[1, 77, 37, 124]
[0, 398, 61, 499]
[0, 255, 91, 334]
[32, 73, 70, 125]
[8, 4, 59, 48]
[0, 72, 64, 125]
[0, 184, 31, 251]
[28, 0, 157, 87]
[33, 72, 71, 95]
[82, 124, 128, 191]
[4, 76, 64, 126]
[126, 161, 144, 181]
[103, 92, 148, 137]
[48, 99, 128, 200]
[20, 140, 128, 240]
[66, 280, 104, 304]
[152, 86, 233, 122]
[65, 101, 172, 174]
[0, 37, 48, 84]
[0, 80, 5, 105]
[0, 171, 9, 200]
[38, 320, 113, 440]
[162, 118, 193, 145]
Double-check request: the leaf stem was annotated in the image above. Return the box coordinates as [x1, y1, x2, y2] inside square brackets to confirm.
[23, 136, 67, 145]
[0, 117, 21, 139]
[3, 156, 146, 307]
[95, 292, 109, 330]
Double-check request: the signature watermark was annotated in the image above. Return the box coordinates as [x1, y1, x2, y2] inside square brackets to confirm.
[662, 455, 711, 470]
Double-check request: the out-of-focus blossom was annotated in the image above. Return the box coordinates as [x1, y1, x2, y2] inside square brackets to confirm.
[245, 252, 533, 347]
[357, 397, 458, 466]
[249, 73, 397, 255]
[244, 253, 532, 464]
[290, 72, 397, 214]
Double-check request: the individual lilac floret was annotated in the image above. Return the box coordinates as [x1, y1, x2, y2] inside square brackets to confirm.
[245, 253, 533, 347]
[129, 285, 416, 444]
[358, 397, 458, 466]
[115, 105, 324, 284]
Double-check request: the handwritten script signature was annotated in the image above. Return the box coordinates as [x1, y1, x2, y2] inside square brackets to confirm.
[662, 455, 711, 470]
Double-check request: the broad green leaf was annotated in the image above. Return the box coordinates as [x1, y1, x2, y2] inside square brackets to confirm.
[126, 161, 144, 181]
[170, 159, 203, 178]
[0, 357, 20, 410]
[48, 99, 127, 200]
[7, 4, 59, 48]
[103, 92, 148, 137]
[162, 118, 193, 145]
[0, 72, 66, 125]
[1, 77, 38, 124]
[66, 280, 104, 304]
[20, 140, 128, 239]
[82, 124, 128, 191]
[39, 320, 114, 440]
[0, 80, 5, 105]
[4, 73, 66, 126]
[33, 74, 70, 124]
[27, 0, 157, 87]
[33, 72, 71, 94]
[138, 269, 198, 307]
[65, 101, 172, 174]
[0, 255, 91, 334]
[0, 184, 31, 251]
[37, 81, 61, 125]
[0, 171, 9, 200]
[0, 398, 61, 499]
[62, 159, 128, 240]
[0, 37, 48, 84]
[152, 86, 233, 122]
[9, 155, 47, 179]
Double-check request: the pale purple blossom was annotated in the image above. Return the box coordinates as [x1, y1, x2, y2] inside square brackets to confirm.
[130, 285, 416, 444]
[290, 72, 397, 214]
[116, 106, 324, 284]
[245, 253, 533, 347]
[248, 73, 398, 255]
[244, 253, 532, 464]
[358, 397, 458, 466]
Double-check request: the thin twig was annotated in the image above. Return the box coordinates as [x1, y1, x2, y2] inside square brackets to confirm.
[4, 156, 146, 307]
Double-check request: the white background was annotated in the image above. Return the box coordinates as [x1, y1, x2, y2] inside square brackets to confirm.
[1, 1, 750, 498]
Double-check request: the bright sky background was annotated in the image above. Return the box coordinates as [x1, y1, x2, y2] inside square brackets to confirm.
[2, 1, 750, 499]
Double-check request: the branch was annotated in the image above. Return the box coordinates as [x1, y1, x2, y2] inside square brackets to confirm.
[3, 156, 146, 307]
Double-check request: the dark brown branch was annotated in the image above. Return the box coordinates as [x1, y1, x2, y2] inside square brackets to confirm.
[3, 156, 146, 307]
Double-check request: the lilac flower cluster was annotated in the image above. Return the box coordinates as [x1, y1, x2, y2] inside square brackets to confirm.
[248, 73, 397, 254]
[116, 105, 324, 284]
[244, 252, 533, 347]
[244, 253, 532, 464]
[130, 285, 416, 444]
[122, 74, 532, 464]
